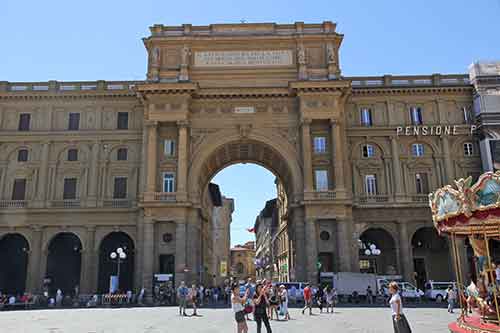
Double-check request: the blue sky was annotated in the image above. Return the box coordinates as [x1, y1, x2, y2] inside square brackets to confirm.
[1, 0, 499, 245]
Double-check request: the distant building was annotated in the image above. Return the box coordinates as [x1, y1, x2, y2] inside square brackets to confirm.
[230, 241, 256, 282]
[254, 199, 278, 281]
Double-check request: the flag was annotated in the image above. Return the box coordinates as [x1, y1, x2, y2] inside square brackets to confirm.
[246, 227, 255, 233]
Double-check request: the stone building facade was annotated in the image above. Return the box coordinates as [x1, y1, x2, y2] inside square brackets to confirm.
[230, 241, 256, 283]
[254, 199, 278, 281]
[0, 21, 485, 296]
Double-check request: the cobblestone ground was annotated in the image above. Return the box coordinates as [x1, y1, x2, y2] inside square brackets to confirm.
[0, 306, 456, 333]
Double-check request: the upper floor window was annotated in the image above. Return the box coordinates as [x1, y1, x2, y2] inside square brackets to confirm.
[117, 112, 129, 130]
[117, 148, 128, 161]
[463, 142, 474, 156]
[462, 106, 473, 124]
[313, 137, 327, 154]
[163, 172, 175, 193]
[364, 174, 377, 195]
[362, 144, 375, 158]
[164, 139, 176, 157]
[113, 177, 128, 199]
[409, 106, 423, 125]
[415, 173, 429, 194]
[12, 178, 26, 200]
[18, 113, 31, 131]
[411, 143, 424, 157]
[67, 148, 78, 161]
[360, 108, 373, 127]
[63, 178, 77, 200]
[17, 149, 28, 162]
[315, 170, 329, 191]
[68, 113, 80, 130]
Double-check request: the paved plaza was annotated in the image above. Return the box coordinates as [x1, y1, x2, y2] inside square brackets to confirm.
[0, 306, 456, 333]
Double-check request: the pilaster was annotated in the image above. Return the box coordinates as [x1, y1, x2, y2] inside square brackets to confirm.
[305, 217, 318, 283]
[330, 119, 346, 197]
[390, 136, 405, 199]
[87, 142, 100, 207]
[176, 120, 189, 201]
[145, 120, 158, 193]
[301, 119, 313, 193]
[27, 226, 42, 293]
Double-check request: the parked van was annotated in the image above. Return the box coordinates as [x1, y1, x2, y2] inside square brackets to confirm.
[273, 282, 306, 303]
[399, 282, 425, 299]
[424, 281, 457, 302]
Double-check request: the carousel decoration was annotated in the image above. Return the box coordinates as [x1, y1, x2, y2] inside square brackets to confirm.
[429, 171, 500, 332]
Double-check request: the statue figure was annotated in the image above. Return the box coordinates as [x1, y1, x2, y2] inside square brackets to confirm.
[151, 47, 160, 65]
[181, 45, 191, 66]
[297, 45, 306, 65]
[327, 44, 336, 64]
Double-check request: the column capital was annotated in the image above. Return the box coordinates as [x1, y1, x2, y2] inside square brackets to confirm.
[145, 120, 158, 128]
[301, 118, 312, 126]
[41, 140, 52, 146]
[177, 119, 190, 128]
[86, 225, 97, 232]
[31, 225, 43, 232]
[329, 118, 339, 126]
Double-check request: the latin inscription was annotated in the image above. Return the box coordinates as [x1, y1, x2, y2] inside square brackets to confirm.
[194, 50, 293, 67]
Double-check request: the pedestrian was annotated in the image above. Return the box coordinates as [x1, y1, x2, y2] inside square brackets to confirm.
[268, 285, 279, 320]
[316, 285, 324, 313]
[445, 285, 456, 313]
[189, 284, 199, 316]
[56, 289, 63, 307]
[245, 279, 255, 320]
[301, 283, 313, 315]
[177, 281, 188, 316]
[199, 284, 204, 307]
[279, 285, 290, 320]
[232, 283, 249, 333]
[325, 286, 335, 313]
[496, 262, 500, 287]
[253, 283, 272, 333]
[289, 285, 297, 305]
[213, 286, 219, 305]
[367, 285, 373, 304]
[388, 282, 412, 333]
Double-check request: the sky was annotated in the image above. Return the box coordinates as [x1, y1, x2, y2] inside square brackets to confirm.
[1, 0, 499, 245]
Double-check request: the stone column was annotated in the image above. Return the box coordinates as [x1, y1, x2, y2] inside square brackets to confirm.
[336, 218, 353, 272]
[146, 121, 158, 193]
[142, 218, 155, 295]
[81, 226, 96, 294]
[87, 142, 100, 207]
[27, 226, 42, 293]
[134, 214, 144, 291]
[175, 221, 187, 286]
[36, 142, 50, 206]
[330, 119, 346, 195]
[441, 136, 454, 184]
[291, 208, 306, 281]
[301, 119, 313, 193]
[186, 211, 201, 284]
[390, 136, 404, 199]
[305, 218, 318, 283]
[397, 222, 414, 282]
[176, 120, 189, 201]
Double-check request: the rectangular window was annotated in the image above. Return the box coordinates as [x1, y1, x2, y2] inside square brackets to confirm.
[117, 112, 129, 130]
[410, 106, 423, 125]
[63, 178, 77, 200]
[362, 144, 375, 158]
[313, 137, 327, 154]
[315, 170, 328, 191]
[68, 113, 80, 130]
[463, 142, 473, 156]
[163, 172, 175, 193]
[365, 174, 377, 195]
[415, 173, 429, 194]
[360, 108, 373, 127]
[412, 143, 424, 157]
[113, 177, 128, 199]
[164, 139, 176, 157]
[18, 113, 31, 131]
[12, 179, 26, 200]
[17, 149, 28, 162]
[67, 149, 78, 161]
[117, 148, 128, 161]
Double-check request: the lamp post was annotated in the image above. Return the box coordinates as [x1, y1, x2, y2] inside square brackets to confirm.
[110, 247, 127, 290]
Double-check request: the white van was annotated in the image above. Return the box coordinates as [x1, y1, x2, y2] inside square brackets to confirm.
[399, 282, 424, 299]
[424, 281, 456, 302]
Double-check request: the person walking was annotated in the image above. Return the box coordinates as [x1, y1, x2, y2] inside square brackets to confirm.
[232, 283, 249, 333]
[316, 286, 324, 313]
[388, 282, 412, 333]
[301, 283, 313, 315]
[199, 284, 204, 307]
[189, 284, 199, 316]
[445, 285, 456, 313]
[366, 285, 374, 304]
[253, 283, 272, 333]
[325, 286, 335, 313]
[268, 285, 279, 320]
[279, 285, 290, 320]
[177, 281, 189, 316]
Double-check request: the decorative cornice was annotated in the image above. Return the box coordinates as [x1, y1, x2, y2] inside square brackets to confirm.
[135, 82, 198, 94]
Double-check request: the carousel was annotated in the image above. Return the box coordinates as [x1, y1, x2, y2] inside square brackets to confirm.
[429, 171, 500, 333]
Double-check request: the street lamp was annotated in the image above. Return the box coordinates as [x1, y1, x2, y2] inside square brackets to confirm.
[359, 240, 381, 256]
[110, 247, 127, 290]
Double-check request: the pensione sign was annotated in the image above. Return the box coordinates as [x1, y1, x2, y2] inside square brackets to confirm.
[396, 125, 477, 136]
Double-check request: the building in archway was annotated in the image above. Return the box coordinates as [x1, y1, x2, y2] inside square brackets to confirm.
[0, 21, 487, 295]
[230, 241, 256, 283]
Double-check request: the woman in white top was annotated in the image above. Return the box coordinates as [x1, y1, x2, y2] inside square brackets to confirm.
[388, 282, 412, 333]
[279, 285, 290, 320]
[325, 286, 335, 313]
[231, 284, 249, 333]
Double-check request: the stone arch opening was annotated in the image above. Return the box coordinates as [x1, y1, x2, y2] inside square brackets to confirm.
[411, 227, 451, 289]
[359, 228, 398, 275]
[97, 232, 135, 293]
[0, 233, 29, 294]
[46, 232, 82, 296]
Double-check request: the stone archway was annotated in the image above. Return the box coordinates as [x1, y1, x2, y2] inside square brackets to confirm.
[46, 232, 82, 296]
[0, 233, 30, 294]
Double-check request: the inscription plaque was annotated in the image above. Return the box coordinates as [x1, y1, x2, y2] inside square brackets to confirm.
[194, 50, 293, 67]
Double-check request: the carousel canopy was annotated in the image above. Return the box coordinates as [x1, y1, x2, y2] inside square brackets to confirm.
[429, 171, 500, 237]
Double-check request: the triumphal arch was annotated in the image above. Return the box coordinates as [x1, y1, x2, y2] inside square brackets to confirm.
[137, 22, 353, 286]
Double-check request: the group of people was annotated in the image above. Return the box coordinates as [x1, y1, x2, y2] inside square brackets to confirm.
[301, 283, 337, 315]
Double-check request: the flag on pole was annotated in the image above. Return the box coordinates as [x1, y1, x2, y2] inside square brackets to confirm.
[246, 227, 255, 233]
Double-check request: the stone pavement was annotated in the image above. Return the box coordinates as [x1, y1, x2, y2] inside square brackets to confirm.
[0, 307, 456, 333]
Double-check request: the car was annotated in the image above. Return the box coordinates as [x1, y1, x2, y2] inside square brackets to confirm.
[424, 281, 457, 302]
[399, 282, 425, 299]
